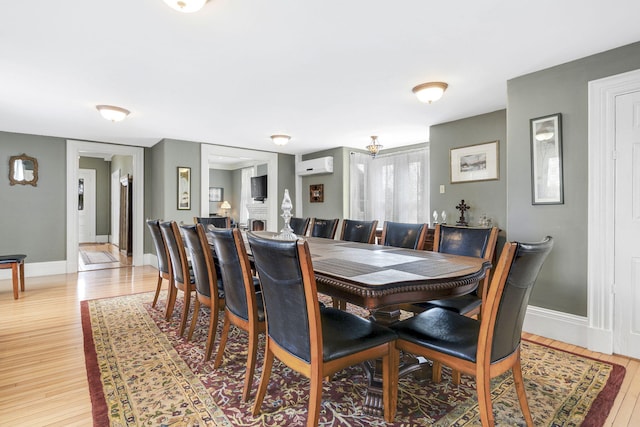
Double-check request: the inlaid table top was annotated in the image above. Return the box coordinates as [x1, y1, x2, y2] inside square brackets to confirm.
[249, 232, 490, 310]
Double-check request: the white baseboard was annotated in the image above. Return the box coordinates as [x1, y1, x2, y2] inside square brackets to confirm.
[145, 253, 159, 269]
[96, 235, 109, 243]
[0, 260, 67, 279]
[523, 305, 589, 349]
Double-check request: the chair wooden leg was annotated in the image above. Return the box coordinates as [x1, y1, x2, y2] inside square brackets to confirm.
[512, 351, 534, 426]
[452, 369, 461, 385]
[12, 263, 19, 300]
[384, 343, 398, 422]
[242, 329, 259, 402]
[213, 312, 231, 369]
[476, 368, 494, 427]
[165, 282, 177, 320]
[252, 346, 274, 416]
[307, 367, 323, 427]
[179, 289, 191, 337]
[152, 274, 163, 307]
[204, 308, 220, 361]
[19, 261, 25, 292]
[432, 361, 442, 383]
[187, 298, 201, 341]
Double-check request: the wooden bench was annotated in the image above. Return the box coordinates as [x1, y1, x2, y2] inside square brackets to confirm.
[0, 255, 26, 299]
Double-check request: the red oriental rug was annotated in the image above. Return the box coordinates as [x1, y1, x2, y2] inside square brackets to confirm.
[82, 292, 625, 426]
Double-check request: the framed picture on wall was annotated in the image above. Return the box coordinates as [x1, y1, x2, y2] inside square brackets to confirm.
[310, 184, 324, 203]
[209, 187, 223, 202]
[450, 140, 499, 183]
[530, 113, 564, 205]
[177, 166, 191, 210]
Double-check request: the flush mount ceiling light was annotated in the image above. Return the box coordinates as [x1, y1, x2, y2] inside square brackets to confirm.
[366, 135, 383, 158]
[163, 0, 207, 13]
[412, 81, 449, 104]
[270, 134, 291, 146]
[96, 105, 130, 122]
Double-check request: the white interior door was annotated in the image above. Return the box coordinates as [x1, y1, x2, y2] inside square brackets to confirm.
[111, 169, 120, 246]
[78, 168, 96, 243]
[614, 89, 640, 358]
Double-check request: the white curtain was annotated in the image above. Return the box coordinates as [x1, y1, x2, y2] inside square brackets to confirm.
[350, 147, 430, 224]
[239, 167, 255, 225]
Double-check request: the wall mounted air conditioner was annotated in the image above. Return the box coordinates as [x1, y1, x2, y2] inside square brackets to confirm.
[296, 156, 334, 176]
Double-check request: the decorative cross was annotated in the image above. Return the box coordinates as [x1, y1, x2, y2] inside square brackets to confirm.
[455, 199, 470, 226]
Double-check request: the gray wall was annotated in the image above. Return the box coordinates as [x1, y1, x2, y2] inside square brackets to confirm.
[209, 168, 234, 216]
[79, 156, 110, 236]
[0, 131, 66, 262]
[277, 153, 296, 230]
[430, 110, 507, 229]
[301, 147, 348, 221]
[507, 41, 640, 316]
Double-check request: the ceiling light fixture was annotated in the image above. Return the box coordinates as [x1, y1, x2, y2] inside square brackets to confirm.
[163, 0, 207, 13]
[412, 81, 448, 103]
[270, 134, 291, 146]
[366, 135, 383, 158]
[96, 105, 130, 122]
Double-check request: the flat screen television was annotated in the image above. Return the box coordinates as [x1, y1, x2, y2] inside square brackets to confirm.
[251, 175, 267, 201]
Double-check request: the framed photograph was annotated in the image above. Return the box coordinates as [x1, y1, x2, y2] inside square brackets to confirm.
[530, 113, 564, 205]
[450, 140, 499, 183]
[209, 187, 223, 202]
[310, 184, 324, 203]
[177, 167, 191, 210]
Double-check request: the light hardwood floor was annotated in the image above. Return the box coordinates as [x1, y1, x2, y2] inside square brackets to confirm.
[1, 266, 639, 426]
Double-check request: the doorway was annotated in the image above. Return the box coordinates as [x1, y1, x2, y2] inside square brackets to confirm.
[588, 68, 640, 358]
[66, 140, 144, 273]
[78, 168, 96, 243]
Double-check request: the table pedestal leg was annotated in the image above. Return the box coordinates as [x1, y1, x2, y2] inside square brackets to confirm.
[360, 307, 431, 416]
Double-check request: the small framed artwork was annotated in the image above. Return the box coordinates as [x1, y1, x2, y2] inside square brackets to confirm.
[450, 140, 499, 183]
[530, 113, 564, 205]
[209, 187, 223, 202]
[310, 184, 324, 203]
[177, 166, 191, 210]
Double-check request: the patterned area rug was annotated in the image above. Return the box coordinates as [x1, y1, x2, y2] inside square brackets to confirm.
[81, 250, 118, 265]
[82, 292, 625, 426]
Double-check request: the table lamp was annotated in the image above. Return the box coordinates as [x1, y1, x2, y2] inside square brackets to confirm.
[220, 200, 231, 217]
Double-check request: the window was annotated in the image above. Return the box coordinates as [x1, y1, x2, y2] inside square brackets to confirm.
[349, 147, 430, 224]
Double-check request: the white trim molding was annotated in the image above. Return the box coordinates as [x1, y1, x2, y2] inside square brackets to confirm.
[66, 140, 145, 273]
[588, 68, 640, 354]
[0, 261, 67, 280]
[523, 305, 588, 348]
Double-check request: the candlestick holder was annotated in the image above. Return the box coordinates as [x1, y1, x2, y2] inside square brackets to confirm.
[276, 189, 297, 240]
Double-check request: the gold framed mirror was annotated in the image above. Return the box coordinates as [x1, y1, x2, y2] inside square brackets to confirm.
[9, 153, 38, 186]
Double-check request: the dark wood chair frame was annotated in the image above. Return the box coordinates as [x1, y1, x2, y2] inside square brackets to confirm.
[250, 238, 398, 425]
[146, 219, 171, 308]
[211, 228, 265, 402]
[182, 223, 226, 361]
[159, 221, 195, 336]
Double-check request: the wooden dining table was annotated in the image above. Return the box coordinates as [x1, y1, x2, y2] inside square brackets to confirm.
[245, 231, 490, 416]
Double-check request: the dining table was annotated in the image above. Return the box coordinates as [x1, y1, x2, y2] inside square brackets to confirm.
[243, 231, 491, 416]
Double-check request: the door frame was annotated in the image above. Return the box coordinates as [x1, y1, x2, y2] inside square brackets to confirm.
[111, 169, 121, 246]
[588, 68, 640, 354]
[78, 168, 97, 243]
[66, 140, 144, 273]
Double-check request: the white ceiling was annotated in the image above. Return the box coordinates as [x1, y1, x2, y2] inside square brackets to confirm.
[1, 1, 639, 155]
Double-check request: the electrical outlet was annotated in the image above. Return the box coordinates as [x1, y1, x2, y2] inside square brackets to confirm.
[439, 185, 445, 194]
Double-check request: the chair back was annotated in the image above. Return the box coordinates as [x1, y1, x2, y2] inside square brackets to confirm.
[289, 217, 310, 236]
[481, 236, 553, 364]
[310, 218, 339, 239]
[146, 219, 169, 274]
[434, 225, 498, 259]
[208, 228, 257, 322]
[195, 216, 231, 228]
[340, 219, 378, 244]
[181, 224, 221, 299]
[248, 233, 319, 363]
[159, 221, 190, 286]
[380, 221, 427, 250]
